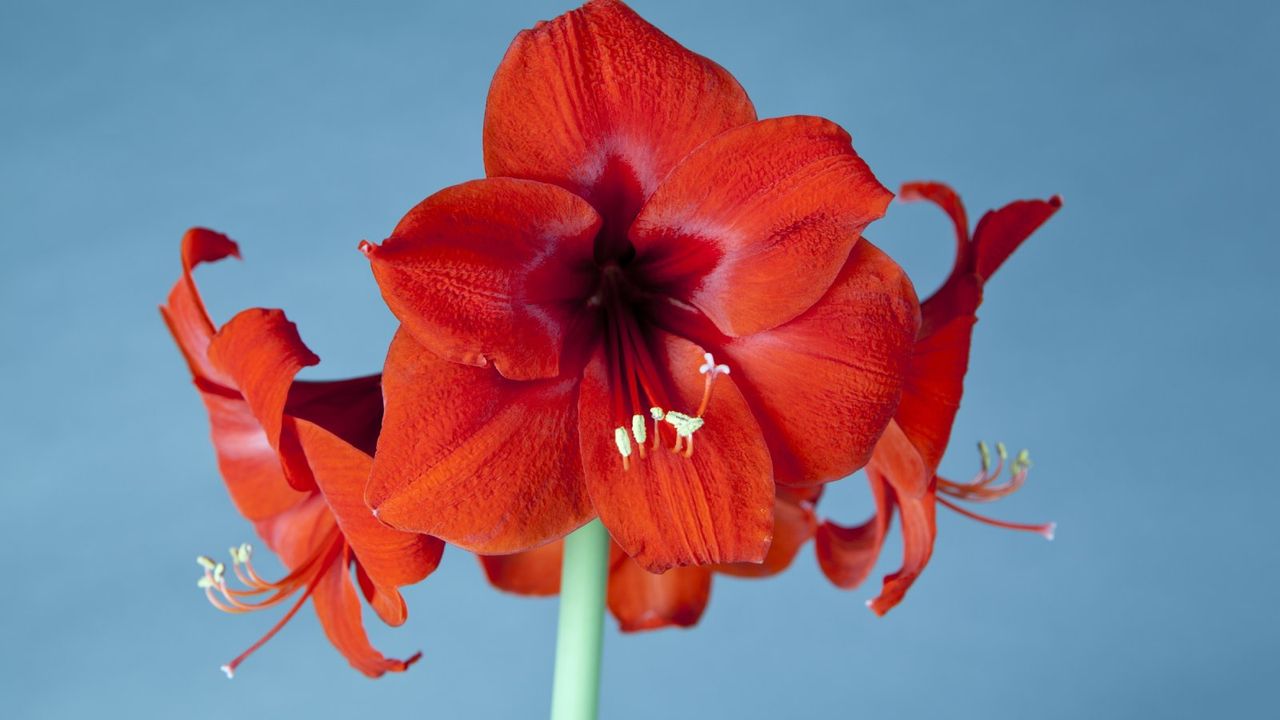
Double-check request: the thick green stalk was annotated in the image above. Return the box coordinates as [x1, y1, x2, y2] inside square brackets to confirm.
[549, 519, 610, 720]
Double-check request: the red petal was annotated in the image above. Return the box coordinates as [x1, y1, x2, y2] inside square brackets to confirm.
[631, 116, 893, 336]
[160, 230, 306, 520]
[208, 308, 320, 492]
[253, 493, 336, 569]
[579, 331, 773, 572]
[815, 475, 890, 589]
[868, 418, 930, 500]
[972, 196, 1063, 283]
[311, 547, 422, 678]
[287, 374, 384, 457]
[720, 239, 919, 487]
[483, 0, 756, 256]
[867, 476, 937, 616]
[607, 554, 712, 633]
[896, 317, 974, 474]
[367, 329, 593, 554]
[295, 418, 443, 625]
[364, 178, 601, 381]
[716, 489, 819, 578]
[479, 542, 564, 597]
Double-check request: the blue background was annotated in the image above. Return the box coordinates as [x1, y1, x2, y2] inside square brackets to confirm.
[3, 1, 1276, 717]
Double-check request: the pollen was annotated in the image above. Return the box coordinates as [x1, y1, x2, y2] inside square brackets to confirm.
[614, 426, 633, 470]
[631, 414, 647, 445]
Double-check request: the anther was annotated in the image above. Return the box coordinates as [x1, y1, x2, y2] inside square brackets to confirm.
[614, 426, 633, 470]
[978, 441, 991, 473]
[631, 413, 647, 447]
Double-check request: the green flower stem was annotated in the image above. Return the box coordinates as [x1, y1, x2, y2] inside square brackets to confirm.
[550, 519, 610, 720]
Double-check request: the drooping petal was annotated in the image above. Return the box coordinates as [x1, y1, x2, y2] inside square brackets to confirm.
[814, 476, 890, 589]
[717, 488, 819, 578]
[896, 318, 974, 474]
[295, 418, 443, 626]
[579, 331, 773, 572]
[160, 230, 307, 520]
[311, 547, 422, 678]
[479, 542, 564, 597]
[253, 493, 338, 569]
[971, 196, 1063, 283]
[363, 178, 601, 381]
[631, 116, 893, 336]
[719, 240, 919, 487]
[867, 476, 937, 617]
[607, 553, 712, 632]
[367, 330, 593, 554]
[208, 308, 320, 492]
[483, 0, 756, 257]
[867, 419, 930, 500]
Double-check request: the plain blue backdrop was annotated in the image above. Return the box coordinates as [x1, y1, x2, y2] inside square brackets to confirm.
[2, 1, 1276, 717]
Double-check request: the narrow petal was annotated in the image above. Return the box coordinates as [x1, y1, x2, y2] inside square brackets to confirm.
[311, 548, 422, 678]
[367, 330, 593, 554]
[720, 240, 919, 487]
[631, 116, 893, 336]
[208, 308, 320, 492]
[160, 230, 306, 520]
[364, 178, 601, 381]
[483, 0, 756, 256]
[295, 418, 443, 619]
[479, 542, 564, 597]
[814, 476, 890, 589]
[868, 419, 930, 500]
[716, 488, 819, 578]
[607, 554, 712, 633]
[579, 331, 773, 572]
[867, 477, 937, 616]
[972, 196, 1063, 283]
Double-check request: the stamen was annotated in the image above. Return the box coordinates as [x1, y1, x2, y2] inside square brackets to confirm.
[631, 414, 647, 446]
[937, 496, 1056, 540]
[695, 352, 729, 417]
[614, 426, 633, 470]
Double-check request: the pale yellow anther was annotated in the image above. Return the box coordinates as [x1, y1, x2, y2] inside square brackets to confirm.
[978, 441, 992, 473]
[229, 543, 253, 565]
[649, 407, 665, 421]
[197, 576, 216, 589]
[996, 442, 1009, 461]
[1012, 449, 1032, 474]
[614, 426, 633, 458]
[196, 555, 217, 571]
[631, 414, 647, 445]
[664, 411, 705, 438]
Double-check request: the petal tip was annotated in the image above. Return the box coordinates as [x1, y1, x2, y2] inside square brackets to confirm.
[358, 239, 378, 258]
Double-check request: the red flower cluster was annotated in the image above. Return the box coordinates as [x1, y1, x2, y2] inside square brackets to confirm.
[165, 0, 1060, 667]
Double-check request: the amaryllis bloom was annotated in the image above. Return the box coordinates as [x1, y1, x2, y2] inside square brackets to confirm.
[360, 0, 919, 572]
[162, 229, 443, 677]
[479, 489, 817, 632]
[814, 182, 1061, 614]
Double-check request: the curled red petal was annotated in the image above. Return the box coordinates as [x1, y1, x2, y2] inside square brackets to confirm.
[607, 554, 712, 633]
[311, 547, 422, 678]
[814, 475, 890, 589]
[579, 331, 773, 572]
[207, 308, 320, 492]
[364, 178, 601, 381]
[295, 418, 443, 618]
[631, 116, 893, 337]
[719, 239, 918, 487]
[972, 196, 1063, 283]
[367, 329, 593, 554]
[867, 476, 937, 616]
[483, 0, 756, 257]
[479, 542, 564, 597]
[160, 230, 307, 520]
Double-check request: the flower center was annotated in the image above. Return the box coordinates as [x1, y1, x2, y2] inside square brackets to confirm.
[595, 266, 730, 471]
[195, 530, 343, 678]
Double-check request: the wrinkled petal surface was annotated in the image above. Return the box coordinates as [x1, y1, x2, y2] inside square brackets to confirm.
[631, 116, 893, 336]
[721, 240, 919, 487]
[579, 331, 773, 572]
[483, 0, 756, 256]
[368, 330, 593, 554]
[364, 178, 601, 381]
[717, 488, 819, 578]
[311, 547, 423, 678]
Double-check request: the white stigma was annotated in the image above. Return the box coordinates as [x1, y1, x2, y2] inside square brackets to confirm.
[698, 352, 730, 379]
[613, 426, 633, 458]
[220, 664, 235, 679]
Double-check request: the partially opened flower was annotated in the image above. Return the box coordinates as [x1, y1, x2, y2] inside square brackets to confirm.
[815, 182, 1061, 614]
[360, 0, 919, 572]
[480, 488, 818, 632]
[162, 228, 444, 677]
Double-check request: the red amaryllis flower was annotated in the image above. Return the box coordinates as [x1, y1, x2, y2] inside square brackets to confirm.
[815, 182, 1061, 614]
[479, 488, 818, 632]
[360, 0, 919, 572]
[162, 228, 444, 677]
